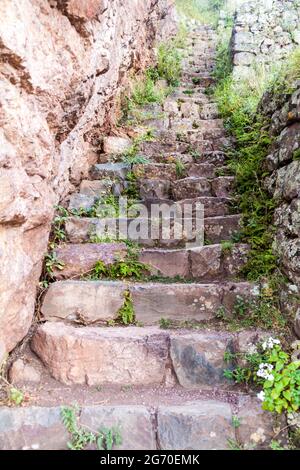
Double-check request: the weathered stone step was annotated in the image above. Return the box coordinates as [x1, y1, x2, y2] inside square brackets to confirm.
[139, 139, 190, 156]
[65, 213, 241, 246]
[133, 162, 218, 180]
[174, 196, 232, 217]
[40, 280, 258, 326]
[0, 396, 283, 450]
[204, 214, 241, 243]
[69, 181, 123, 210]
[32, 324, 254, 387]
[69, 189, 233, 217]
[172, 176, 235, 200]
[200, 103, 220, 120]
[182, 73, 215, 87]
[141, 195, 233, 217]
[51, 243, 249, 280]
[139, 244, 249, 280]
[89, 163, 130, 181]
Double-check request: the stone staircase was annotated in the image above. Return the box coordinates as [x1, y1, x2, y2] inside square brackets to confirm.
[1, 25, 286, 451]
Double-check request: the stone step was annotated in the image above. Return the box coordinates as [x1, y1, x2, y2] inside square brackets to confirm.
[32, 324, 262, 388]
[139, 139, 190, 157]
[51, 243, 249, 281]
[200, 103, 220, 120]
[174, 196, 232, 217]
[66, 193, 232, 221]
[40, 280, 258, 326]
[89, 163, 130, 181]
[172, 176, 235, 200]
[139, 244, 248, 279]
[0, 396, 284, 450]
[204, 214, 241, 243]
[133, 163, 177, 180]
[195, 151, 227, 166]
[65, 214, 241, 246]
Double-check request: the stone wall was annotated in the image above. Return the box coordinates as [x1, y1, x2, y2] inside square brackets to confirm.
[0, 0, 176, 361]
[231, 0, 300, 78]
[260, 87, 300, 336]
[230, 0, 300, 335]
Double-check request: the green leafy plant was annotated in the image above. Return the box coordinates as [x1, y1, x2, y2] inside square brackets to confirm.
[224, 337, 300, 414]
[183, 89, 194, 96]
[117, 290, 135, 325]
[232, 415, 241, 429]
[157, 42, 182, 87]
[221, 240, 233, 254]
[175, 159, 186, 178]
[51, 205, 69, 246]
[131, 70, 165, 106]
[45, 252, 65, 279]
[61, 406, 122, 450]
[192, 77, 201, 85]
[97, 427, 122, 451]
[159, 318, 172, 329]
[91, 258, 148, 281]
[218, 284, 286, 331]
[8, 387, 24, 406]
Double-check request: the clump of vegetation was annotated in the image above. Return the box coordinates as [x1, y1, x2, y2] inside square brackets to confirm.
[216, 279, 287, 331]
[51, 205, 69, 247]
[90, 258, 148, 281]
[61, 406, 122, 450]
[131, 69, 167, 106]
[175, 159, 186, 178]
[89, 242, 149, 282]
[175, 0, 225, 25]
[224, 337, 300, 415]
[117, 290, 135, 325]
[157, 42, 182, 87]
[159, 318, 172, 329]
[0, 357, 24, 407]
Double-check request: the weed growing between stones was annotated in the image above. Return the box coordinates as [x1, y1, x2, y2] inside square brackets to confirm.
[157, 42, 182, 87]
[117, 291, 135, 325]
[216, 280, 287, 331]
[90, 258, 149, 281]
[61, 406, 122, 450]
[0, 358, 24, 407]
[175, 159, 186, 178]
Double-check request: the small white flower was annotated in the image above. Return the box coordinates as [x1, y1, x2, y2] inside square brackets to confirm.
[262, 337, 281, 351]
[257, 391, 265, 401]
[257, 363, 274, 380]
[247, 344, 258, 355]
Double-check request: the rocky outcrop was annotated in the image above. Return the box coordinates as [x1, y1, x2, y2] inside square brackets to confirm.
[0, 0, 176, 360]
[231, 0, 300, 78]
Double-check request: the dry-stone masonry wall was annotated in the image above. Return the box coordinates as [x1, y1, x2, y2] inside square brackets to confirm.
[232, 0, 300, 78]
[230, 0, 300, 336]
[0, 0, 176, 361]
[260, 87, 300, 336]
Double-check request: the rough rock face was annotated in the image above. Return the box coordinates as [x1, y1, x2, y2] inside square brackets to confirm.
[231, 0, 300, 78]
[230, 0, 300, 336]
[0, 0, 176, 357]
[261, 87, 300, 300]
[260, 87, 300, 334]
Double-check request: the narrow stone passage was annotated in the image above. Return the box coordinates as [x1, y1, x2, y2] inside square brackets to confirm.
[0, 25, 287, 451]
